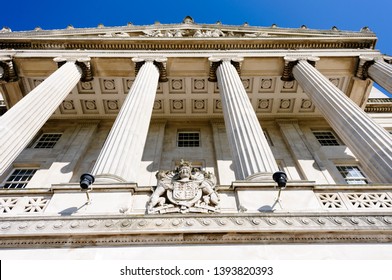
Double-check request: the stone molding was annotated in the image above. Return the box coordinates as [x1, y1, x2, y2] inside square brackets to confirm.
[365, 98, 392, 113]
[0, 213, 391, 248]
[0, 40, 375, 52]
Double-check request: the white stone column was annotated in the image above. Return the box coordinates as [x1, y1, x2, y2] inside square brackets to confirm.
[213, 58, 278, 180]
[292, 58, 392, 183]
[0, 60, 83, 176]
[91, 58, 162, 183]
[367, 58, 392, 94]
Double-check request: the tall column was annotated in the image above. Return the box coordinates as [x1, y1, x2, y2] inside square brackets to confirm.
[211, 58, 278, 181]
[291, 58, 392, 182]
[91, 58, 163, 183]
[0, 59, 85, 176]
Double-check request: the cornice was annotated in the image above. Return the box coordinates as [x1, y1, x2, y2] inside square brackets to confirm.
[0, 212, 391, 248]
[0, 37, 375, 51]
[365, 98, 392, 113]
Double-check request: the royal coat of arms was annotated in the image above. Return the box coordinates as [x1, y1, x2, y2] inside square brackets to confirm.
[147, 160, 220, 214]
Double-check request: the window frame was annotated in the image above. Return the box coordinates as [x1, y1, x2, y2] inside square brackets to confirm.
[2, 168, 38, 189]
[312, 130, 342, 146]
[176, 131, 201, 148]
[336, 165, 368, 185]
[32, 133, 62, 149]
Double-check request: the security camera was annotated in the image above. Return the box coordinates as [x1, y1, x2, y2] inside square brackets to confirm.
[80, 173, 95, 190]
[273, 171, 287, 189]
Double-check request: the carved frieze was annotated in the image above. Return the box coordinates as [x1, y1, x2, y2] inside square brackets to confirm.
[1, 212, 392, 248]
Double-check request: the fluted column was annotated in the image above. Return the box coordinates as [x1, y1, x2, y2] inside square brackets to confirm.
[0, 59, 83, 176]
[212, 58, 278, 181]
[367, 58, 392, 94]
[291, 58, 392, 182]
[91, 58, 163, 183]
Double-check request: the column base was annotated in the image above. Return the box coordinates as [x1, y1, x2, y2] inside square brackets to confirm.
[245, 172, 275, 182]
[94, 174, 128, 184]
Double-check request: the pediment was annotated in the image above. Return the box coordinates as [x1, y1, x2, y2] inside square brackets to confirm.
[0, 17, 376, 40]
[0, 17, 377, 51]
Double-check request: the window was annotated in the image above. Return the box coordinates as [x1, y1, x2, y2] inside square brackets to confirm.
[177, 131, 200, 147]
[336, 165, 368, 185]
[313, 131, 341, 146]
[33, 133, 62, 148]
[3, 169, 37, 189]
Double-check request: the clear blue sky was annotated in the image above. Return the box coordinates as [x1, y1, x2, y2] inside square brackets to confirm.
[2, 0, 392, 95]
[2, 0, 391, 54]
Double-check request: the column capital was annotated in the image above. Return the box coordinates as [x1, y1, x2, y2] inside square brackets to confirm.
[355, 55, 375, 80]
[354, 55, 391, 80]
[0, 56, 18, 83]
[132, 56, 168, 82]
[383, 55, 392, 64]
[281, 56, 319, 81]
[208, 56, 243, 82]
[53, 56, 93, 82]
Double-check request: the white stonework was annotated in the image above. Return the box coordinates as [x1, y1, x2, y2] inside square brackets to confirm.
[91, 59, 161, 182]
[215, 58, 278, 180]
[0, 61, 82, 176]
[0, 17, 391, 259]
[367, 58, 392, 93]
[292, 58, 392, 183]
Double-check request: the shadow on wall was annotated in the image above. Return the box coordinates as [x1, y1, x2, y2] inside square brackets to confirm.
[146, 161, 159, 172]
[258, 198, 282, 212]
[58, 203, 88, 216]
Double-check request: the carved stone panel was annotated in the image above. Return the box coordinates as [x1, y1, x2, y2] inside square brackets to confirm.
[147, 160, 220, 214]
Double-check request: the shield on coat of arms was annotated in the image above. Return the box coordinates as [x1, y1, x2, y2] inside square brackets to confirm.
[173, 182, 198, 200]
[167, 181, 202, 206]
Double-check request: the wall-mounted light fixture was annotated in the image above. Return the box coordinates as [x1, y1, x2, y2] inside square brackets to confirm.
[272, 171, 287, 200]
[79, 173, 95, 204]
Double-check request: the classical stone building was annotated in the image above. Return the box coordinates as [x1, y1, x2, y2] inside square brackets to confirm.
[0, 17, 392, 259]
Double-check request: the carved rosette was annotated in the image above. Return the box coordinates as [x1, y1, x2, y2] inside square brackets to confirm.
[148, 160, 220, 214]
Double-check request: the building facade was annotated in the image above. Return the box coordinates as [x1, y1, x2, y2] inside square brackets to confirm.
[0, 17, 392, 259]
